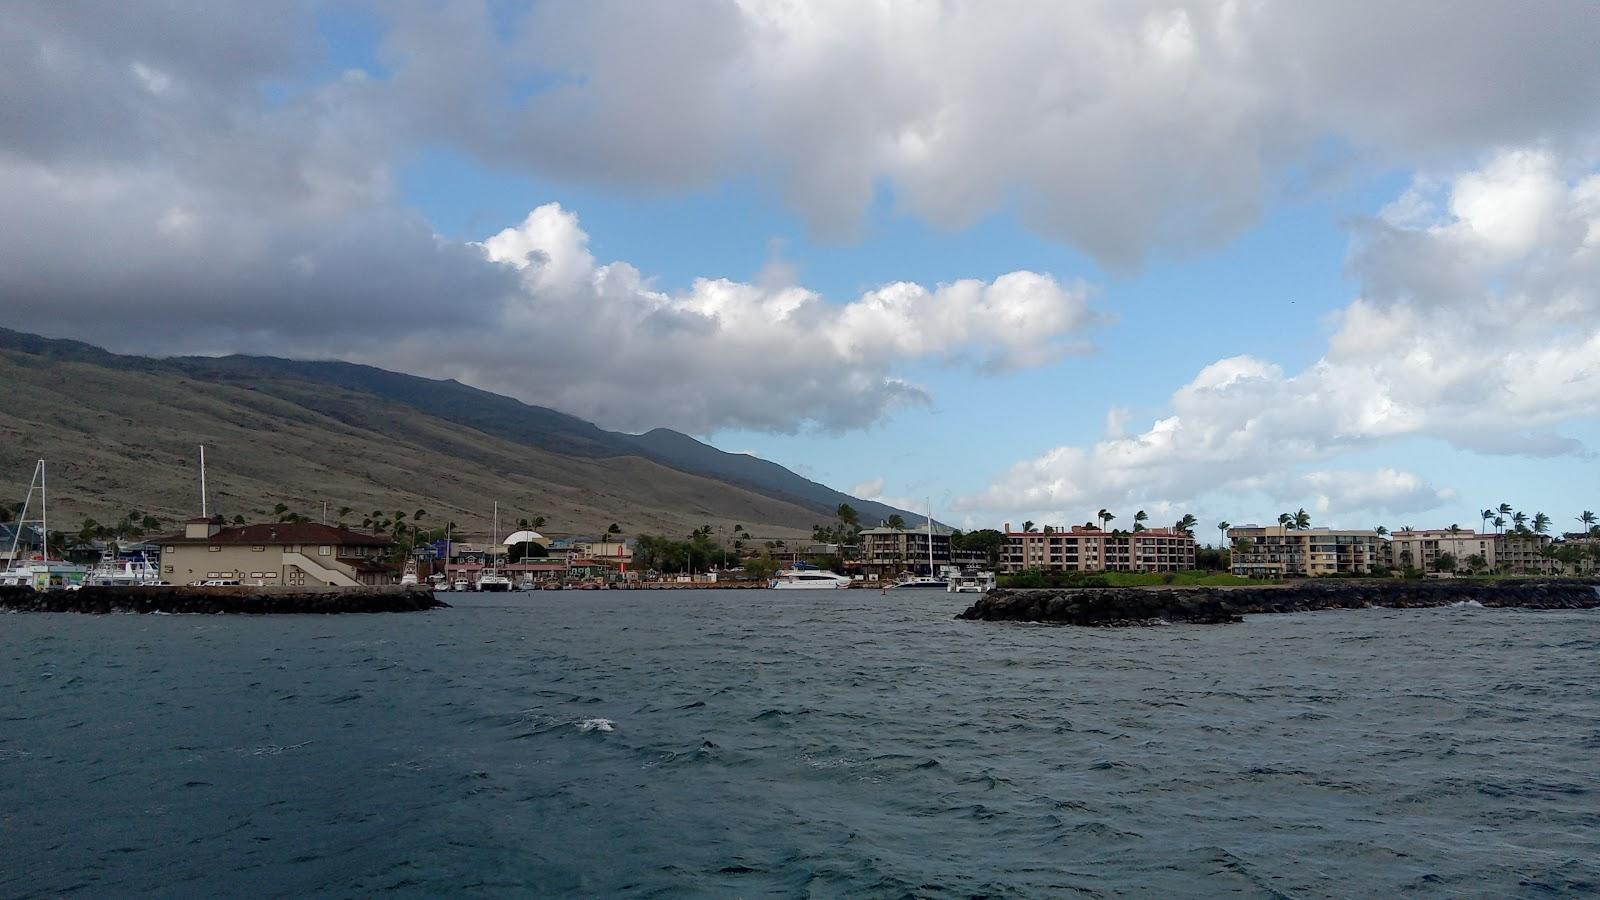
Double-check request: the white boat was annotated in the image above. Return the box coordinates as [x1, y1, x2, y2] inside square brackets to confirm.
[771, 567, 852, 589]
[452, 579, 471, 592]
[947, 571, 996, 593]
[86, 555, 164, 587]
[892, 501, 947, 588]
[893, 573, 948, 589]
[475, 501, 513, 591]
[477, 572, 513, 592]
[3, 461, 87, 590]
[399, 559, 420, 586]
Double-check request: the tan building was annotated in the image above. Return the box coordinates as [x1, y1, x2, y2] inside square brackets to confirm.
[1388, 529, 1553, 574]
[1228, 525, 1385, 577]
[1001, 524, 1195, 574]
[158, 517, 398, 586]
[1388, 529, 1497, 573]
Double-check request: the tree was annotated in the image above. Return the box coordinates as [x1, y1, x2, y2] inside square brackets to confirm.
[1511, 511, 1527, 533]
[1021, 520, 1035, 533]
[836, 504, 859, 528]
[1134, 510, 1148, 532]
[1278, 512, 1293, 528]
[1174, 514, 1198, 537]
[1293, 508, 1311, 530]
[1532, 512, 1550, 535]
[607, 523, 622, 542]
[1097, 508, 1114, 530]
[1435, 552, 1457, 573]
[1216, 520, 1230, 548]
[337, 506, 352, 524]
[1492, 516, 1505, 533]
[1374, 525, 1388, 538]
[886, 514, 906, 530]
[232, 514, 246, 525]
[1579, 510, 1596, 531]
[1465, 553, 1487, 573]
[1447, 524, 1461, 537]
[1480, 508, 1494, 534]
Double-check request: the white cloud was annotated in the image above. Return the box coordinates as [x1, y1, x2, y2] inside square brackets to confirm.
[377, 0, 1600, 266]
[960, 149, 1600, 524]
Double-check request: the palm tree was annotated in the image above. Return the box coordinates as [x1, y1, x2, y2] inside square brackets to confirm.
[1099, 509, 1116, 530]
[1174, 514, 1198, 537]
[1447, 524, 1461, 537]
[1492, 515, 1506, 533]
[1532, 512, 1550, 535]
[1278, 512, 1293, 529]
[1374, 525, 1388, 538]
[1216, 520, 1230, 548]
[886, 514, 906, 530]
[1480, 508, 1494, 534]
[1293, 508, 1311, 530]
[1133, 510, 1148, 532]
[1020, 520, 1035, 533]
[1578, 510, 1596, 531]
[1511, 511, 1527, 532]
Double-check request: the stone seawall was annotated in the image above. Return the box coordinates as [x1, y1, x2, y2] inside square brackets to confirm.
[0, 585, 448, 614]
[957, 579, 1600, 627]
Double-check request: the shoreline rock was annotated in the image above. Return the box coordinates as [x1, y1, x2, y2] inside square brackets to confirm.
[956, 579, 1600, 627]
[0, 585, 449, 614]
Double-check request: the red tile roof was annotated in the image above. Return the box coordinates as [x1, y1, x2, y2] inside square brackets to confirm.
[159, 523, 395, 547]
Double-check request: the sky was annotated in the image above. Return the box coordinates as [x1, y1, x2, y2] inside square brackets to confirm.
[4, 1, 1600, 540]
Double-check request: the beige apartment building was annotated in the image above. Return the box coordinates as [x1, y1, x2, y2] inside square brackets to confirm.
[159, 517, 398, 586]
[1388, 529, 1554, 574]
[1227, 525, 1385, 577]
[1000, 524, 1195, 574]
[1387, 529, 1497, 573]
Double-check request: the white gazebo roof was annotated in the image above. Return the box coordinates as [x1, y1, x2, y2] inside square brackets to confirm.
[503, 530, 546, 545]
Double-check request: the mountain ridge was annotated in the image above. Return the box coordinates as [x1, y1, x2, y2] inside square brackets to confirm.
[0, 328, 918, 537]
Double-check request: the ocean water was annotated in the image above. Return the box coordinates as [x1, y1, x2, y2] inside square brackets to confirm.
[3, 591, 1597, 897]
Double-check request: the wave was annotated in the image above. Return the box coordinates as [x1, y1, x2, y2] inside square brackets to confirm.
[577, 717, 615, 733]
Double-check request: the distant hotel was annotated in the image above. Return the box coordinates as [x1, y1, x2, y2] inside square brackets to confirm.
[999, 524, 1195, 574]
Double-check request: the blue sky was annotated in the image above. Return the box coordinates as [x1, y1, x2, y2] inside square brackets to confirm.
[6, 2, 1598, 539]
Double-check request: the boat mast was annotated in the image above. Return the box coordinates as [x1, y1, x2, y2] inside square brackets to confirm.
[6, 460, 45, 569]
[39, 460, 47, 561]
[926, 498, 934, 576]
[492, 501, 499, 574]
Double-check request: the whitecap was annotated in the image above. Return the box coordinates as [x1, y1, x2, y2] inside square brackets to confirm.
[577, 718, 615, 733]
[1450, 600, 1484, 608]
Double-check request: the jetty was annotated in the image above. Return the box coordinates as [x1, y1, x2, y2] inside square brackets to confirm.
[957, 579, 1600, 626]
[0, 585, 447, 614]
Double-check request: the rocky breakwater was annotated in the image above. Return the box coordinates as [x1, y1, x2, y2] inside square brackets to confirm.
[0, 584, 449, 614]
[957, 579, 1600, 627]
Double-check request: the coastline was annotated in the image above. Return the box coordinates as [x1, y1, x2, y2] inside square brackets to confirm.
[957, 578, 1600, 626]
[0, 585, 449, 614]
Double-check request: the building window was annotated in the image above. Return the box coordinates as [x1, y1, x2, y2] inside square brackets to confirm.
[252, 545, 265, 552]
[208, 546, 221, 552]
[163, 565, 173, 573]
[164, 546, 175, 553]
[318, 546, 332, 556]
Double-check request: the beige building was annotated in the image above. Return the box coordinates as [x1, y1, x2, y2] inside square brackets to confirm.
[1388, 529, 1497, 573]
[1001, 525, 1195, 574]
[1228, 525, 1385, 577]
[1388, 529, 1553, 574]
[159, 517, 397, 586]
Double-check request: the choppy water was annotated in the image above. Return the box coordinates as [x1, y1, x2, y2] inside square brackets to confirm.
[3, 591, 1598, 897]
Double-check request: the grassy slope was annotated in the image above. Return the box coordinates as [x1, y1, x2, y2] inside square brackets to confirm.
[0, 351, 820, 541]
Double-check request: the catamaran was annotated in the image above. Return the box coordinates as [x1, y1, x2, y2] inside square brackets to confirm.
[893, 500, 948, 588]
[477, 502, 513, 591]
[772, 563, 852, 589]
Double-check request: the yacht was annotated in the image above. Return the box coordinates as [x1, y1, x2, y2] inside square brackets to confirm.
[86, 555, 164, 587]
[771, 567, 852, 590]
[892, 501, 948, 589]
[452, 578, 471, 592]
[477, 572, 513, 592]
[2, 460, 87, 590]
[947, 571, 996, 593]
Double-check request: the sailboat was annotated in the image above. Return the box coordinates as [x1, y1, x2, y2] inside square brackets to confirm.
[893, 499, 948, 588]
[477, 501, 513, 592]
[2, 460, 88, 591]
